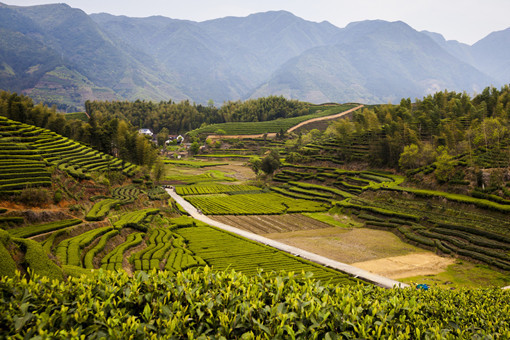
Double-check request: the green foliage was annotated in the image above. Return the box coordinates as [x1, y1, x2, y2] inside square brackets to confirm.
[0, 229, 17, 277]
[17, 187, 51, 206]
[0, 268, 507, 338]
[176, 222, 355, 284]
[0, 115, 138, 184]
[261, 149, 281, 175]
[301, 86, 510, 171]
[83, 230, 119, 269]
[55, 227, 112, 267]
[100, 232, 144, 270]
[191, 104, 356, 136]
[184, 192, 327, 215]
[112, 208, 159, 230]
[398, 144, 420, 169]
[15, 238, 63, 280]
[385, 186, 510, 213]
[175, 184, 261, 196]
[2, 269, 509, 338]
[189, 141, 200, 155]
[434, 147, 456, 183]
[7, 219, 82, 238]
[165, 170, 236, 185]
[0, 91, 154, 168]
[336, 200, 421, 222]
[85, 199, 122, 221]
[163, 159, 228, 168]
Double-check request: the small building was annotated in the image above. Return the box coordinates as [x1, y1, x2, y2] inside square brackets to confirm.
[165, 135, 184, 145]
[139, 128, 153, 137]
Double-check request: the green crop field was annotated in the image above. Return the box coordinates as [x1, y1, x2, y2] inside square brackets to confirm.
[184, 192, 327, 215]
[0, 116, 137, 182]
[175, 222, 357, 285]
[189, 104, 357, 135]
[175, 184, 261, 195]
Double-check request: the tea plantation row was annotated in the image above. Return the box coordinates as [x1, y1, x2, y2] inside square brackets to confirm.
[1, 268, 508, 339]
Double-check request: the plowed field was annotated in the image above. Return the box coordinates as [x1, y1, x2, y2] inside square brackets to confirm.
[210, 214, 331, 234]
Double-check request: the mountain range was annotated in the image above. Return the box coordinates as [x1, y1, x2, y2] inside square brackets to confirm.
[0, 2, 508, 111]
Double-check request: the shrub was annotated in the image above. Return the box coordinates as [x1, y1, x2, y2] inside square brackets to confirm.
[15, 238, 63, 280]
[18, 187, 51, 206]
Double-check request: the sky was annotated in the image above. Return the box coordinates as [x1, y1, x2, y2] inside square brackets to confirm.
[6, 0, 510, 45]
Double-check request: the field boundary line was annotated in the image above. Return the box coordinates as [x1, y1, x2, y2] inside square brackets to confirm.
[166, 188, 408, 289]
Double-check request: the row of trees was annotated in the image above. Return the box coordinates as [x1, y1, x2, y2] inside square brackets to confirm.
[0, 91, 158, 168]
[84, 96, 309, 135]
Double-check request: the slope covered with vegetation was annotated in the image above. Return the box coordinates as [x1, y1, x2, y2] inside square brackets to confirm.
[1, 88, 510, 338]
[0, 91, 158, 168]
[1, 268, 508, 339]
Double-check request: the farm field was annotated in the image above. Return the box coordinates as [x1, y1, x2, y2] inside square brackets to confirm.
[174, 222, 359, 285]
[189, 103, 358, 136]
[4, 89, 510, 337]
[210, 214, 334, 234]
[184, 192, 328, 215]
[163, 160, 255, 185]
[161, 159, 510, 287]
[263, 227, 425, 264]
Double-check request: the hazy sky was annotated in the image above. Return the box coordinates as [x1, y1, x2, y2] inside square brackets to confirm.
[6, 0, 510, 45]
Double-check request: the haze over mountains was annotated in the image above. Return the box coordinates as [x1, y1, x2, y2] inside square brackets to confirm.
[0, 2, 508, 110]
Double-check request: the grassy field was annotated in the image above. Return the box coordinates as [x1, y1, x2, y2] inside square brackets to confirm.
[401, 260, 510, 288]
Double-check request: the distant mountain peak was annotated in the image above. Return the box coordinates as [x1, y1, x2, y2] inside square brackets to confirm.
[0, 3, 507, 108]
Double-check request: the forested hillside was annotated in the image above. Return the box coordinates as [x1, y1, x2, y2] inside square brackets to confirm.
[85, 96, 309, 135]
[302, 85, 510, 173]
[0, 91, 158, 167]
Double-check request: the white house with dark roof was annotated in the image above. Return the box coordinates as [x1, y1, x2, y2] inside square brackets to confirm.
[138, 128, 153, 137]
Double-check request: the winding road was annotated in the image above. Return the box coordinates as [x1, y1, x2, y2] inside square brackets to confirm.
[166, 188, 408, 289]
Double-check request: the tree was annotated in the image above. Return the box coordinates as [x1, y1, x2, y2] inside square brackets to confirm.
[260, 149, 280, 175]
[248, 156, 262, 175]
[398, 144, 420, 170]
[434, 147, 455, 183]
[190, 141, 200, 155]
[152, 158, 165, 182]
[156, 127, 169, 146]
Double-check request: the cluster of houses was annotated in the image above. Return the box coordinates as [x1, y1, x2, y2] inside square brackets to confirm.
[138, 128, 184, 146]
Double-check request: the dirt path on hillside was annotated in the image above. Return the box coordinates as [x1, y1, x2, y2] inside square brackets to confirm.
[206, 104, 364, 140]
[351, 253, 456, 279]
[287, 104, 364, 133]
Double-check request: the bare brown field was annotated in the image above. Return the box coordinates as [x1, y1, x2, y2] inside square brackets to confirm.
[263, 227, 427, 263]
[352, 253, 456, 279]
[210, 214, 332, 234]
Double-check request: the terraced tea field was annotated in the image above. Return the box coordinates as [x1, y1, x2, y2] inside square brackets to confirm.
[184, 192, 327, 215]
[0, 116, 137, 188]
[175, 222, 359, 285]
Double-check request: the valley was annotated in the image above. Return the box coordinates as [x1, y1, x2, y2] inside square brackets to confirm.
[1, 87, 510, 337]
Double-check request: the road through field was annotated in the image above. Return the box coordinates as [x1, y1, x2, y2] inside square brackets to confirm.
[166, 188, 408, 289]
